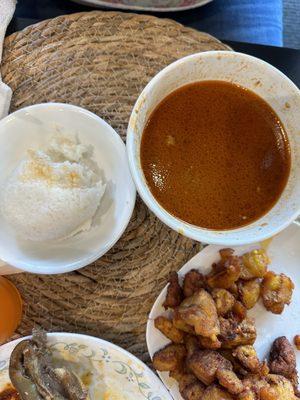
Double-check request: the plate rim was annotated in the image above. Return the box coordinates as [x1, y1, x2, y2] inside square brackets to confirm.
[0, 331, 173, 399]
[70, 0, 213, 12]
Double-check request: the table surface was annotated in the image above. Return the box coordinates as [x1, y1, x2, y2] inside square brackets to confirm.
[8, 0, 300, 88]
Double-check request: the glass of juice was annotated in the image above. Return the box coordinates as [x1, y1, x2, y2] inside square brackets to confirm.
[0, 276, 22, 344]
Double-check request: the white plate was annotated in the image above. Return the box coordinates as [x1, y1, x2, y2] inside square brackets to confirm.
[146, 222, 300, 400]
[0, 103, 136, 274]
[0, 332, 172, 400]
[70, 0, 213, 12]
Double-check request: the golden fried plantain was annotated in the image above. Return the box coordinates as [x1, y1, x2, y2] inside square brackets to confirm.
[163, 271, 183, 309]
[231, 301, 247, 321]
[153, 343, 186, 372]
[261, 272, 294, 314]
[212, 289, 235, 316]
[184, 335, 200, 357]
[173, 308, 196, 334]
[219, 317, 257, 348]
[241, 249, 270, 280]
[199, 336, 222, 350]
[187, 349, 232, 385]
[294, 335, 300, 351]
[216, 368, 244, 394]
[262, 374, 297, 400]
[169, 369, 198, 393]
[154, 316, 184, 343]
[207, 256, 241, 289]
[232, 345, 260, 373]
[178, 289, 220, 340]
[181, 381, 206, 400]
[201, 384, 234, 399]
[238, 279, 261, 310]
[183, 269, 206, 298]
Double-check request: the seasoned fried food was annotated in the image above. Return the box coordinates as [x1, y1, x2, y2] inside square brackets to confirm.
[212, 289, 235, 316]
[154, 316, 184, 343]
[294, 335, 300, 350]
[219, 349, 249, 376]
[269, 337, 298, 385]
[199, 336, 222, 350]
[242, 374, 269, 397]
[202, 384, 234, 399]
[187, 349, 232, 385]
[261, 272, 294, 314]
[219, 317, 257, 348]
[241, 249, 269, 280]
[207, 256, 241, 289]
[238, 279, 261, 310]
[263, 374, 297, 399]
[183, 269, 205, 298]
[173, 308, 195, 334]
[153, 343, 186, 372]
[220, 248, 235, 261]
[163, 271, 183, 309]
[178, 289, 220, 339]
[238, 390, 256, 400]
[169, 369, 198, 392]
[232, 301, 247, 321]
[184, 335, 199, 357]
[181, 381, 206, 400]
[217, 368, 244, 394]
[233, 345, 260, 373]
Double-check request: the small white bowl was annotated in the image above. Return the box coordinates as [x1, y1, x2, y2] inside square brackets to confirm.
[127, 51, 300, 245]
[0, 103, 136, 274]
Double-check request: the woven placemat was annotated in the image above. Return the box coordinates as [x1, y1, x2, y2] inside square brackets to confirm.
[1, 11, 230, 361]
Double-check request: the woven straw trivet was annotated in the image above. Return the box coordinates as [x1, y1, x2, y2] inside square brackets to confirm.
[1, 11, 231, 361]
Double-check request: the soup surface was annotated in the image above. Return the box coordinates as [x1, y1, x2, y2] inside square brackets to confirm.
[140, 81, 291, 230]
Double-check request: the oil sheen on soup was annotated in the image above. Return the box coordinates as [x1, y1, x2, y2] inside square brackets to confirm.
[140, 81, 291, 230]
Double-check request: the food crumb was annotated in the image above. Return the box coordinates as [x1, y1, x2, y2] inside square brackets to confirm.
[294, 335, 300, 350]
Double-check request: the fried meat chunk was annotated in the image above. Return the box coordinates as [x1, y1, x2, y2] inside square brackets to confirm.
[178, 289, 220, 340]
[241, 249, 269, 280]
[217, 368, 244, 394]
[181, 381, 206, 400]
[207, 256, 241, 289]
[233, 345, 260, 373]
[163, 271, 183, 309]
[183, 269, 206, 298]
[199, 336, 222, 350]
[153, 343, 186, 372]
[173, 308, 196, 334]
[212, 289, 235, 316]
[269, 336, 298, 388]
[154, 316, 184, 343]
[238, 279, 261, 310]
[219, 317, 257, 348]
[187, 349, 232, 385]
[202, 384, 234, 400]
[169, 369, 198, 392]
[261, 272, 294, 314]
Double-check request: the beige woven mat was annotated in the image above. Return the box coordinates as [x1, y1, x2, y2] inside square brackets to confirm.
[1, 11, 230, 361]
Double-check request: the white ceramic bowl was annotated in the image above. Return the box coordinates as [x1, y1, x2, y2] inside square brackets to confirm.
[0, 103, 136, 274]
[127, 51, 300, 245]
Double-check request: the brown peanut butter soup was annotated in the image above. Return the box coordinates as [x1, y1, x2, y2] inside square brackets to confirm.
[140, 80, 291, 230]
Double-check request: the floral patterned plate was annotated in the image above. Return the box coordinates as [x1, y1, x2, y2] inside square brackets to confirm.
[70, 0, 213, 12]
[0, 332, 172, 400]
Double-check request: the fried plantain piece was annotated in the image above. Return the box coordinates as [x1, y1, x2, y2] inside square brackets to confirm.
[219, 317, 257, 349]
[187, 349, 232, 385]
[183, 269, 206, 298]
[233, 345, 260, 373]
[201, 384, 234, 399]
[219, 349, 249, 376]
[212, 288, 235, 316]
[262, 374, 297, 400]
[207, 256, 241, 289]
[181, 381, 206, 400]
[154, 316, 184, 343]
[173, 308, 195, 334]
[269, 337, 298, 389]
[178, 289, 220, 340]
[261, 272, 294, 314]
[216, 368, 244, 394]
[163, 271, 183, 309]
[238, 390, 256, 400]
[241, 249, 270, 280]
[294, 336, 300, 351]
[219, 248, 235, 261]
[169, 369, 198, 393]
[242, 374, 269, 398]
[153, 343, 186, 372]
[238, 279, 261, 310]
[231, 301, 247, 321]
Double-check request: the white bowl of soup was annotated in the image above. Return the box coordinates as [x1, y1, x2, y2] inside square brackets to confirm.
[127, 51, 300, 245]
